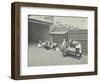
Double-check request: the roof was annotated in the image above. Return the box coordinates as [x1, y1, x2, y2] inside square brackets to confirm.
[69, 30, 88, 34]
[50, 31, 68, 34]
[28, 15, 53, 24]
[51, 25, 68, 32]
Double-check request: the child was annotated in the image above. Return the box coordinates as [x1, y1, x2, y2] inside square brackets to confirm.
[37, 40, 42, 48]
[75, 41, 82, 56]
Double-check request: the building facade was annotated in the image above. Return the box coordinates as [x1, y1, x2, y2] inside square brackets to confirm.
[28, 15, 52, 43]
[50, 27, 88, 54]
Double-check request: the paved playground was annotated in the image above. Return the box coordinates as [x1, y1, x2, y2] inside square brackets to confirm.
[28, 44, 88, 67]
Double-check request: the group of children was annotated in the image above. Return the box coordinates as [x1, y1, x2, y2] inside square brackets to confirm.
[61, 39, 82, 56]
[37, 39, 82, 56]
[37, 40, 60, 51]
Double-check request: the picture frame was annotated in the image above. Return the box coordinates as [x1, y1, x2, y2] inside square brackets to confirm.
[11, 2, 98, 80]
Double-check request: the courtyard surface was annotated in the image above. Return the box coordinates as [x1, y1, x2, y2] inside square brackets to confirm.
[28, 44, 88, 67]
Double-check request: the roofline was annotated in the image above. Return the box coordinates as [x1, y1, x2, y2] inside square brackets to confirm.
[28, 18, 52, 25]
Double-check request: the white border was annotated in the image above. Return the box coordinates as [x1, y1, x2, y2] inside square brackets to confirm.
[20, 7, 95, 75]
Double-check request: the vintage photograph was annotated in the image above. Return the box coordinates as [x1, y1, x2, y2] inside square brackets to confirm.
[11, 2, 97, 79]
[28, 15, 88, 66]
